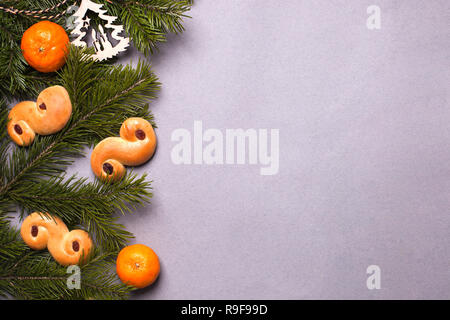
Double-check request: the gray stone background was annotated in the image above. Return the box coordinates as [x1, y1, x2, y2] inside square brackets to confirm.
[38, 0, 450, 299]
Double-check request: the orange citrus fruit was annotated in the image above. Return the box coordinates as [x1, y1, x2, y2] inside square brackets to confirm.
[21, 21, 69, 73]
[116, 244, 160, 288]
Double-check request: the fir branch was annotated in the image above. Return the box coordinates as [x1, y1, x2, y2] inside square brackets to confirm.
[0, 3, 63, 99]
[0, 45, 158, 254]
[0, 216, 29, 261]
[104, 0, 192, 55]
[0, 219, 133, 300]
[8, 173, 152, 251]
[0, 0, 193, 300]
[0, 45, 160, 197]
[0, 0, 191, 98]
[0, 104, 10, 188]
[0, 46, 54, 100]
[0, 99, 8, 141]
[76, 250, 134, 300]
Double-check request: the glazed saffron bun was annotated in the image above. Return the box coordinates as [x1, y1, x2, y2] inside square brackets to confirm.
[7, 85, 72, 146]
[90, 117, 157, 181]
[20, 212, 93, 266]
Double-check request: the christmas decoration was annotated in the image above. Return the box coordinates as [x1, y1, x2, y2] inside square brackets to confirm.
[116, 244, 160, 288]
[20, 212, 93, 266]
[7, 85, 72, 146]
[0, 0, 192, 98]
[70, 0, 129, 61]
[0, 0, 192, 300]
[90, 117, 157, 181]
[21, 21, 70, 72]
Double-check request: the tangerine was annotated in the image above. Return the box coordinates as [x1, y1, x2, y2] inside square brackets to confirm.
[21, 21, 69, 73]
[116, 244, 160, 288]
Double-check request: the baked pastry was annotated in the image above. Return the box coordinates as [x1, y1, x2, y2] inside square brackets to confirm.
[90, 117, 157, 181]
[20, 212, 93, 266]
[7, 85, 72, 146]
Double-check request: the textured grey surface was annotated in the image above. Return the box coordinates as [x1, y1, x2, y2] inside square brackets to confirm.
[64, 0, 449, 299]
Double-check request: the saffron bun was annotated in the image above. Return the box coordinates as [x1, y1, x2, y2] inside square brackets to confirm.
[7, 85, 72, 146]
[90, 117, 157, 181]
[20, 212, 93, 266]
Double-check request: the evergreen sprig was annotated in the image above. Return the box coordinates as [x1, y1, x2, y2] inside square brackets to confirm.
[8, 173, 153, 251]
[0, 1, 61, 99]
[0, 217, 132, 300]
[0, 215, 28, 261]
[0, 45, 159, 248]
[0, 0, 193, 300]
[105, 0, 192, 55]
[0, 46, 160, 195]
[0, 46, 160, 299]
[0, 0, 192, 100]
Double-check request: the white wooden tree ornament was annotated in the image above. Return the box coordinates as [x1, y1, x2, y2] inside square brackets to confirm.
[70, 0, 129, 61]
